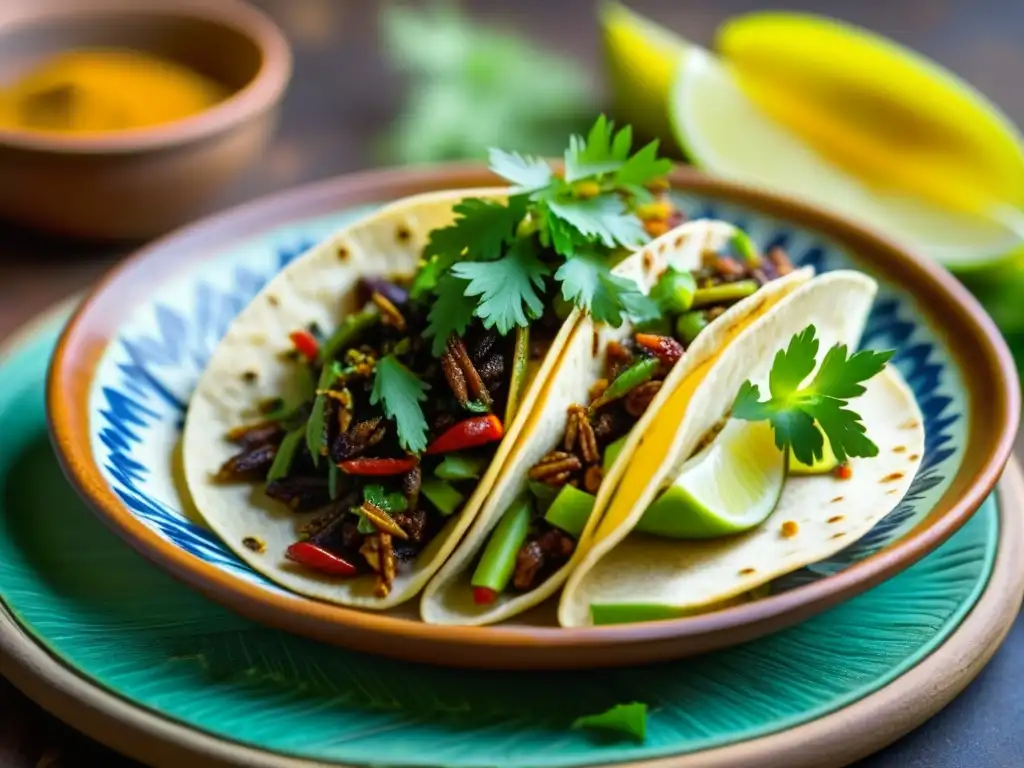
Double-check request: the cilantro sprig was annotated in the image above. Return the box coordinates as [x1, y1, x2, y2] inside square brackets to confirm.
[370, 354, 431, 454]
[417, 115, 674, 355]
[731, 325, 893, 466]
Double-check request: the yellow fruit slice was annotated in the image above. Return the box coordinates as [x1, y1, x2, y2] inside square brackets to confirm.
[600, 0, 689, 148]
[717, 12, 1024, 232]
[671, 46, 1024, 269]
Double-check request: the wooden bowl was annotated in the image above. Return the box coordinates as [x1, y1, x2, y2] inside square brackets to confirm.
[0, 0, 291, 240]
[46, 164, 1020, 669]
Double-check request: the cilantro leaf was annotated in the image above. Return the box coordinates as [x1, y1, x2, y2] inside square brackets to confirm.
[489, 148, 552, 192]
[572, 702, 647, 741]
[370, 354, 431, 454]
[548, 194, 648, 250]
[564, 115, 633, 182]
[363, 484, 408, 514]
[555, 253, 655, 327]
[614, 138, 674, 188]
[731, 325, 894, 466]
[451, 238, 550, 334]
[424, 274, 478, 356]
[411, 196, 527, 298]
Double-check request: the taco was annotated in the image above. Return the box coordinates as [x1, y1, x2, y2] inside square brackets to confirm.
[557, 270, 924, 626]
[182, 120, 688, 610]
[420, 220, 814, 625]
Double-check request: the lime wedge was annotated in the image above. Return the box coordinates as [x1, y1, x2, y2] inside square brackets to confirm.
[637, 419, 785, 539]
[600, 0, 689, 148]
[788, 425, 838, 475]
[670, 46, 1024, 270]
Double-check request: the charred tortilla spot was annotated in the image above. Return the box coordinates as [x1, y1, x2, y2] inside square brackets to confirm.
[780, 520, 798, 538]
[337, 245, 350, 260]
[592, 329, 600, 357]
[738, 567, 755, 576]
[881, 472, 904, 483]
[396, 224, 412, 243]
[831, 532, 845, 539]
[242, 536, 266, 554]
[887, 489, 900, 495]
[827, 515, 843, 524]
[642, 251, 655, 273]
[900, 419, 919, 429]
[830, 496, 844, 503]
[893, 445, 906, 453]
[267, 295, 280, 306]
[909, 453, 920, 461]
[673, 235, 685, 248]
[242, 370, 258, 384]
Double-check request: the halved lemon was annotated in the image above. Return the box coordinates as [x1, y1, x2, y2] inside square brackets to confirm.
[637, 418, 785, 539]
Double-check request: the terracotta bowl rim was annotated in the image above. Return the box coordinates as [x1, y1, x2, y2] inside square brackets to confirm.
[45, 162, 1021, 663]
[0, 0, 292, 154]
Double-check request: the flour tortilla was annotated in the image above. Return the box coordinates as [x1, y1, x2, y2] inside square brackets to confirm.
[182, 188, 583, 609]
[559, 270, 924, 626]
[420, 221, 815, 625]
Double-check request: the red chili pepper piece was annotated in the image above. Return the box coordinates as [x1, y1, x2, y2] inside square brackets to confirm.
[286, 541, 358, 577]
[338, 457, 418, 476]
[635, 333, 684, 366]
[426, 414, 504, 455]
[473, 586, 498, 605]
[289, 330, 320, 362]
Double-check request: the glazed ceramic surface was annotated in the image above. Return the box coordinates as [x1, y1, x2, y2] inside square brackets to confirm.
[3, 308, 1005, 765]
[48, 167, 1018, 668]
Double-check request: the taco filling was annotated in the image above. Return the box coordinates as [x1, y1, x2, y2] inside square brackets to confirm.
[468, 240, 798, 604]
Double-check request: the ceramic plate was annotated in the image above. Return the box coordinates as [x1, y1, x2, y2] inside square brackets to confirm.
[47, 166, 1019, 668]
[6, 304, 1023, 767]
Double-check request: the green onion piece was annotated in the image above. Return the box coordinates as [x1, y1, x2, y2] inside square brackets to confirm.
[266, 429, 303, 482]
[633, 315, 671, 335]
[675, 310, 709, 345]
[504, 325, 531, 426]
[729, 229, 760, 264]
[650, 267, 696, 314]
[590, 602, 687, 625]
[592, 357, 659, 410]
[692, 280, 759, 308]
[464, 399, 491, 413]
[328, 463, 341, 500]
[435, 453, 487, 481]
[470, 495, 533, 594]
[544, 485, 595, 538]
[572, 702, 648, 741]
[421, 478, 464, 517]
[318, 310, 378, 365]
[528, 480, 559, 513]
[602, 434, 630, 474]
[304, 362, 343, 467]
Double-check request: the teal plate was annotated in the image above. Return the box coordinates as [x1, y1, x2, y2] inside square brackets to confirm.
[0, 307, 1001, 766]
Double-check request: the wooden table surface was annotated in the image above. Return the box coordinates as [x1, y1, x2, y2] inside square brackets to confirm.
[1, 1, 1022, 766]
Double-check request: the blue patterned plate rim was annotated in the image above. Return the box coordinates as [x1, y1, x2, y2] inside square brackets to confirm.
[45, 166, 1019, 667]
[0, 306, 1004, 766]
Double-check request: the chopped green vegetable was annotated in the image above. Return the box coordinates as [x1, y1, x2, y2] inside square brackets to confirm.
[572, 702, 648, 741]
[650, 266, 697, 314]
[528, 480, 559, 513]
[731, 324, 893, 466]
[370, 354, 431, 453]
[675, 310, 709, 345]
[602, 434, 630, 473]
[363, 484, 408, 514]
[463, 399, 491, 414]
[504, 325, 531, 425]
[692, 280, 759, 308]
[318, 311, 377, 365]
[470, 495, 533, 594]
[328, 463, 341, 500]
[421, 478, 464, 517]
[266, 429, 303, 482]
[634, 315, 671, 335]
[544, 485, 595, 538]
[305, 362, 344, 467]
[592, 356, 659, 409]
[435, 453, 487, 481]
[729, 228, 759, 264]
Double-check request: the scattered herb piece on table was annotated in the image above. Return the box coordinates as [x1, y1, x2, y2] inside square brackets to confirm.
[572, 702, 648, 741]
